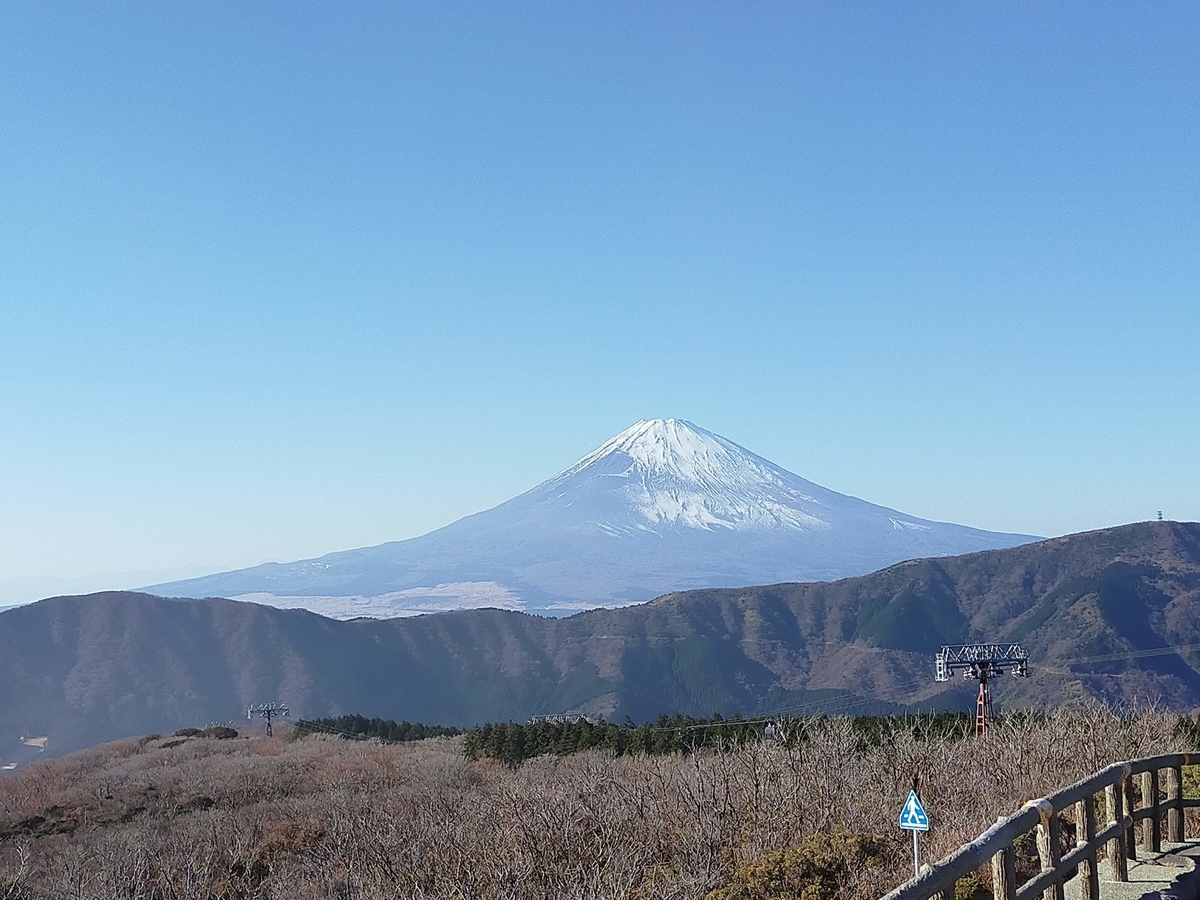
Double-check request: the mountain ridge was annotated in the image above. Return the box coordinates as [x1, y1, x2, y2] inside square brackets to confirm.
[5, 521, 1199, 762]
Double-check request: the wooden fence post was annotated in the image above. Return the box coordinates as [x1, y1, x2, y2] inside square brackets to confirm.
[1106, 781, 1128, 881]
[1142, 769, 1160, 854]
[992, 845, 1017, 900]
[1167, 766, 1183, 843]
[1037, 807, 1065, 900]
[1123, 776, 1137, 861]
[1075, 794, 1100, 900]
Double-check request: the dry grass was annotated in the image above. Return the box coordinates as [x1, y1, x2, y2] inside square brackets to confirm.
[0, 708, 1186, 900]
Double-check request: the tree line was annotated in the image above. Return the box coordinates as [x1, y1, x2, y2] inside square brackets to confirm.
[295, 710, 1200, 768]
[294, 715, 462, 743]
[461, 712, 993, 765]
[293, 711, 1005, 765]
[463, 714, 766, 765]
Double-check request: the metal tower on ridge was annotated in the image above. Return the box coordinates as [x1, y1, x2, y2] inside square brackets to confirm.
[247, 702, 289, 737]
[935, 644, 1029, 737]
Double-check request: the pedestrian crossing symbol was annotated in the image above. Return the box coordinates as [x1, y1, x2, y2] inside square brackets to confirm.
[899, 790, 930, 831]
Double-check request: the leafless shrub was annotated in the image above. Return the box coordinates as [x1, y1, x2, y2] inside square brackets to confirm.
[0, 709, 1185, 900]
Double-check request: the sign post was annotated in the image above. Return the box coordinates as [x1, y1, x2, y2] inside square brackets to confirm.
[899, 789, 930, 878]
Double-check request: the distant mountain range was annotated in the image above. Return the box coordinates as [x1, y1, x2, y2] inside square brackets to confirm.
[147, 418, 1037, 617]
[5, 521, 1199, 762]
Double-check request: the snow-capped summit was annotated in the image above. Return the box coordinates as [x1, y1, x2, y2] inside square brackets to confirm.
[558, 418, 750, 479]
[148, 419, 1038, 618]
[545, 418, 829, 532]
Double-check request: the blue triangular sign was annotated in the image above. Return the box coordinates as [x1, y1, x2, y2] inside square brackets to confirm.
[899, 790, 930, 831]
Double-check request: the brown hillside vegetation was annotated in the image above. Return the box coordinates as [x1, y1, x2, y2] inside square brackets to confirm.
[0, 709, 1189, 900]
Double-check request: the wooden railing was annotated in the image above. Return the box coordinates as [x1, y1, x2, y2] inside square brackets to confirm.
[880, 754, 1198, 900]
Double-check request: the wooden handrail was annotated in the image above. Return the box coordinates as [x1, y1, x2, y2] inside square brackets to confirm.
[879, 754, 1197, 900]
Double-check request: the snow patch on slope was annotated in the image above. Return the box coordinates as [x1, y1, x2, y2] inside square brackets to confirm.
[889, 517, 931, 532]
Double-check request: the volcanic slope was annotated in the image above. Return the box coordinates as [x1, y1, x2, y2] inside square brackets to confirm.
[7, 522, 1200, 759]
[147, 419, 1035, 617]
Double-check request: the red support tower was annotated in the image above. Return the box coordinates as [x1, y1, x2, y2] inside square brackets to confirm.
[936, 644, 1028, 738]
[974, 669, 992, 738]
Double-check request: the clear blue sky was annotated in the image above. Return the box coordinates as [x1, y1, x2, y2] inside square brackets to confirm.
[2, 3, 1197, 602]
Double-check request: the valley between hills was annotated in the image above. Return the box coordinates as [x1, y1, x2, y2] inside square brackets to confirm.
[1, 520, 1198, 762]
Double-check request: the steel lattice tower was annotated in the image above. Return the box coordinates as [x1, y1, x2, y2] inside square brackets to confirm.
[247, 702, 290, 736]
[935, 644, 1029, 737]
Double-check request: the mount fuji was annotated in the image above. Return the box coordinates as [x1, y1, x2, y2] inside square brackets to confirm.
[147, 419, 1037, 618]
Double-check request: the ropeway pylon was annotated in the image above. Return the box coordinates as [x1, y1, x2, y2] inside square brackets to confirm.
[975, 678, 991, 738]
[247, 701, 289, 737]
[935, 644, 1029, 738]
